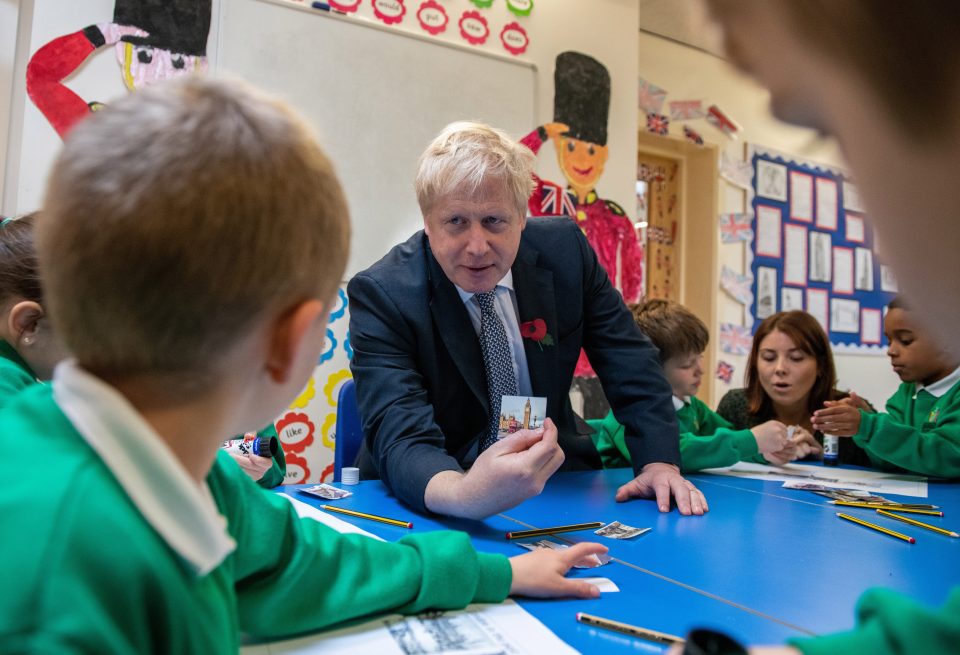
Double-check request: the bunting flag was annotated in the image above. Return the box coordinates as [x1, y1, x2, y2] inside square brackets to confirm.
[721, 265, 754, 306]
[719, 212, 754, 243]
[719, 152, 753, 189]
[638, 77, 668, 114]
[719, 323, 753, 356]
[716, 360, 735, 384]
[669, 99, 704, 121]
[706, 104, 741, 138]
[683, 125, 704, 146]
[646, 112, 669, 136]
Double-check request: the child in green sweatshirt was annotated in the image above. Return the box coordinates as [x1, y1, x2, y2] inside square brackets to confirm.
[0, 212, 284, 487]
[813, 296, 960, 477]
[589, 299, 794, 471]
[0, 78, 605, 654]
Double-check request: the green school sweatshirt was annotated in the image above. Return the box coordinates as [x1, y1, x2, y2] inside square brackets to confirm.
[0, 386, 510, 654]
[588, 396, 760, 472]
[853, 378, 960, 477]
[0, 339, 37, 408]
[790, 587, 960, 655]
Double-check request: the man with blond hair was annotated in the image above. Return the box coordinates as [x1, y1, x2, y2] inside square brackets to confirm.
[349, 121, 708, 520]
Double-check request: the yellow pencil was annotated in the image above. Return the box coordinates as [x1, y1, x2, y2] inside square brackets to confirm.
[576, 612, 685, 646]
[877, 509, 959, 538]
[836, 512, 915, 543]
[321, 504, 413, 529]
[833, 501, 943, 516]
[505, 521, 605, 540]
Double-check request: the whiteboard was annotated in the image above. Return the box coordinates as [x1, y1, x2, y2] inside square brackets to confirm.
[216, 0, 537, 276]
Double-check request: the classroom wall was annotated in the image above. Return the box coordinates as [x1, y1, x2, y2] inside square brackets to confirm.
[1, 0, 640, 483]
[637, 30, 900, 409]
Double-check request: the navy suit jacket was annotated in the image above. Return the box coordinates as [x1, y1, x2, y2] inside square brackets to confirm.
[348, 217, 679, 511]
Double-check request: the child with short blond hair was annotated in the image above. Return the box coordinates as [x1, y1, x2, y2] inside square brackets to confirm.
[813, 297, 960, 477]
[590, 299, 794, 470]
[0, 77, 604, 653]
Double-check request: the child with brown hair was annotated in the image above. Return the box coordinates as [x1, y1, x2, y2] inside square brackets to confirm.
[813, 297, 960, 477]
[0, 77, 604, 652]
[590, 299, 797, 471]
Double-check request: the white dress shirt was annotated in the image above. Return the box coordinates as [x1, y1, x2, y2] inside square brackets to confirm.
[455, 270, 533, 397]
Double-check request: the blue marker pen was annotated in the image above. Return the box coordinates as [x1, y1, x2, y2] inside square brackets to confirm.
[311, 1, 331, 10]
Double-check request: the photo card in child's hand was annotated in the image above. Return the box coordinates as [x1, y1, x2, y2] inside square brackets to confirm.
[594, 521, 651, 540]
[515, 539, 612, 568]
[497, 395, 548, 439]
[301, 483, 353, 500]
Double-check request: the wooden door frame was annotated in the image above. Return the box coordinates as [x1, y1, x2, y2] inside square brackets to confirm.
[638, 131, 720, 404]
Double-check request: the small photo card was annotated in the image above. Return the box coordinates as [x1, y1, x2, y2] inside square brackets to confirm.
[595, 521, 651, 540]
[301, 483, 353, 500]
[497, 395, 547, 439]
[515, 539, 613, 568]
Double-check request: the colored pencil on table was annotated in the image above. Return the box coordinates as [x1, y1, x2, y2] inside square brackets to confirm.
[505, 521, 604, 540]
[877, 509, 959, 537]
[836, 512, 915, 543]
[833, 501, 942, 515]
[576, 612, 685, 645]
[321, 504, 413, 529]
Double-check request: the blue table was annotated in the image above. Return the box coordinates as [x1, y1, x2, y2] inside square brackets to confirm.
[280, 469, 960, 652]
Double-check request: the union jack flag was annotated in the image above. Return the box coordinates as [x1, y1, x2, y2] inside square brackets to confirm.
[540, 182, 576, 217]
[646, 112, 669, 136]
[721, 265, 753, 306]
[706, 104, 741, 138]
[638, 77, 668, 114]
[670, 99, 705, 121]
[719, 322, 753, 356]
[716, 360, 735, 384]
[719, 212, 754, 243]
[683, 125, 704, 146]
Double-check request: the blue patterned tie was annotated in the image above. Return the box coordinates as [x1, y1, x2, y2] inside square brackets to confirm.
[475, 290, 518, 452]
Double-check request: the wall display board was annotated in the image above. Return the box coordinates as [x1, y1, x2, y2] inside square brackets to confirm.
[749, 146, 895, 353]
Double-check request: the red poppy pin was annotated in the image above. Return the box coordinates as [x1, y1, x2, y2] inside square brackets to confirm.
[519, 318, 554, 350]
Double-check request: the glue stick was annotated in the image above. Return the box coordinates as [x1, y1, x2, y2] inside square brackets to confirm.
[223, 433, 278, 459]
[822, 433, 839, 466]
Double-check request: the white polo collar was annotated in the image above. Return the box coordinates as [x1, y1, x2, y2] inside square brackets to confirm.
[53, 360, 236, 576]
[672, 395, 688, 411]
[917, 364, 960, 399]
[455, 270, 515, 304]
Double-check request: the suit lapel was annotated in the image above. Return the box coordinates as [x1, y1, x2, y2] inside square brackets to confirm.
[513, 244, 559, 403]
[427, 246, 488, 411]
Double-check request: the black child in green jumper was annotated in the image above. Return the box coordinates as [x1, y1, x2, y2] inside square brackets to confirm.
[813, 297, 960, 477]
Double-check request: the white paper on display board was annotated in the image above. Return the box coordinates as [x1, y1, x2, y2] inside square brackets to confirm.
[790, 171, 813, 221]
[815, 177, 838, 230]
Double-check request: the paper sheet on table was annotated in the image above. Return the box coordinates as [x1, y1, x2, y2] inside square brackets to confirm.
[280, 494, 383, 540]
[700, 462, 928, 498]
[242, 600, 578, 655]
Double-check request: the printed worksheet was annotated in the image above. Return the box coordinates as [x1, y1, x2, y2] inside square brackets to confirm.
[242, 601, 578, 654]
[700, 462, 928, 498]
